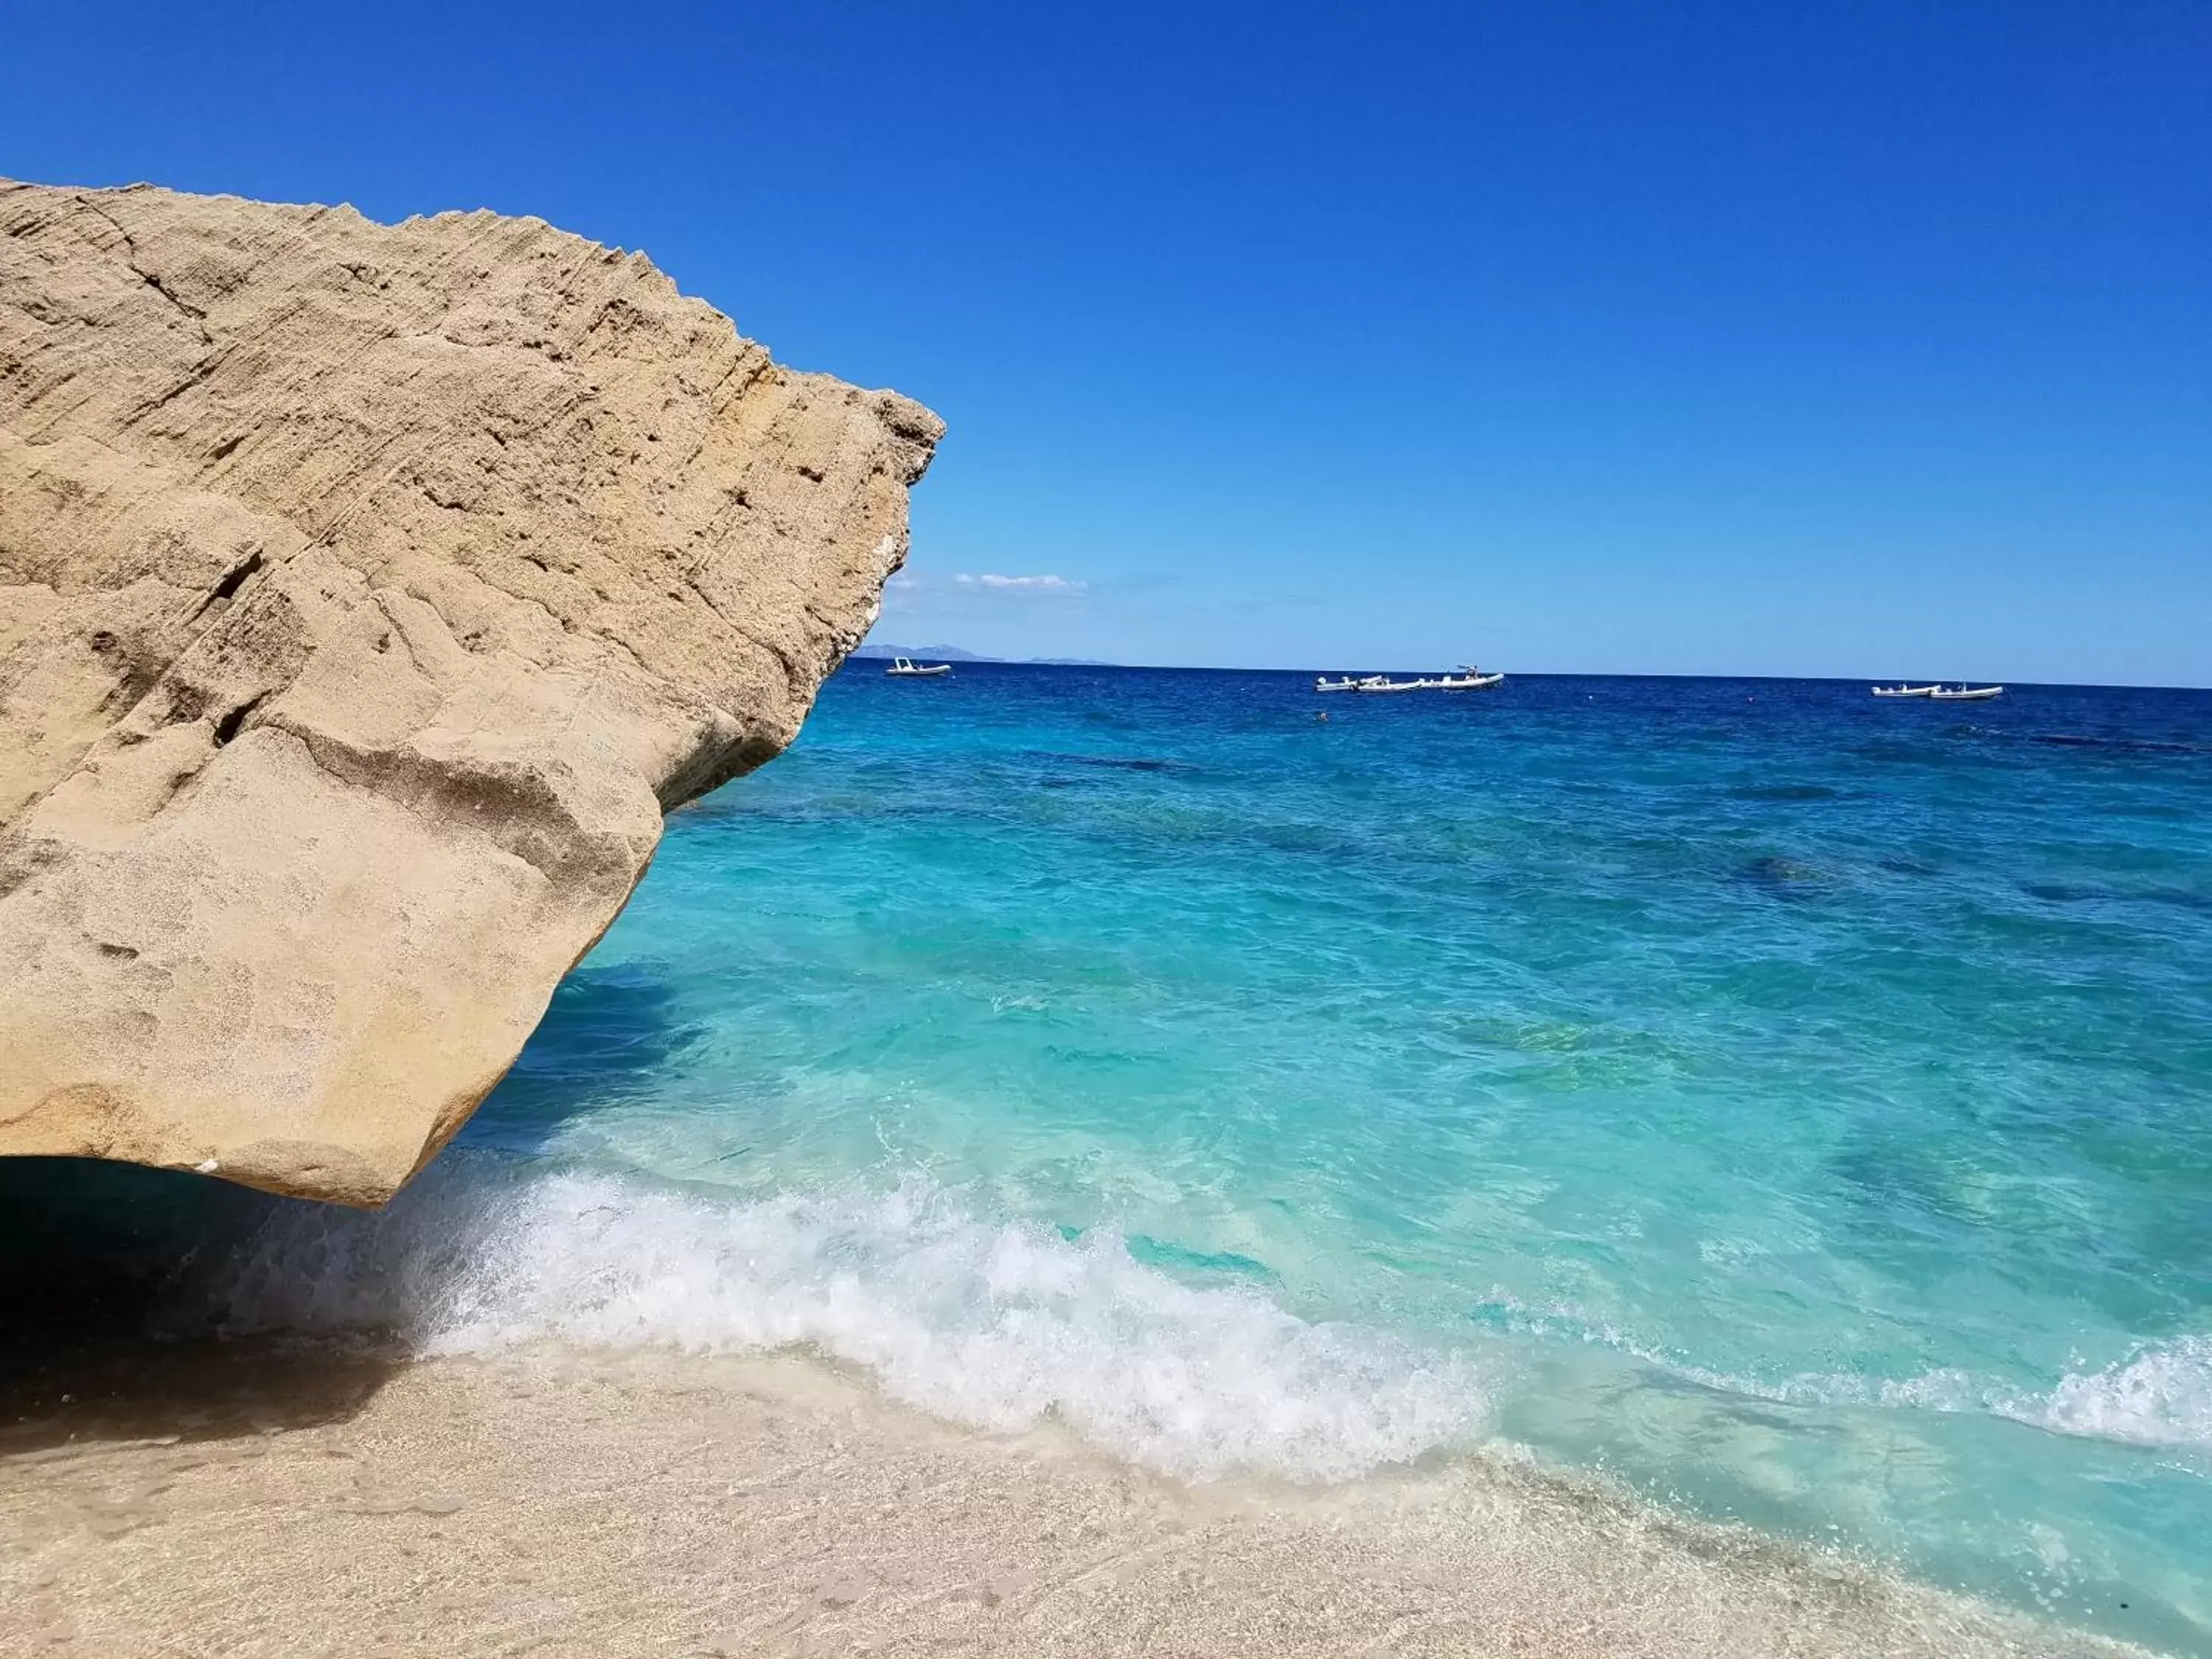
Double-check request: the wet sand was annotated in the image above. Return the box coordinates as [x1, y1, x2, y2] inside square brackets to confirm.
[0, 1341, 2146, 1658]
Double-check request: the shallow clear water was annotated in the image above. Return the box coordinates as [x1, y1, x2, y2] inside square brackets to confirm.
[224, 666, 2212, 1650]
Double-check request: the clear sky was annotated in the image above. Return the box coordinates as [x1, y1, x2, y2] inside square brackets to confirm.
[7, 2, 2207, 683]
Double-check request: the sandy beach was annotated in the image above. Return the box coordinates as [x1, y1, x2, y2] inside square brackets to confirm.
[1, 1340, 2144, 1659]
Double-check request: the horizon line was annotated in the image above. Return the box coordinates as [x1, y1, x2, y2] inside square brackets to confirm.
[848, 653, 2211, 693]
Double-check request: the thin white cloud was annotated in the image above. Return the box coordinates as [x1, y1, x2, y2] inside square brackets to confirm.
[952, 572, 1088, 593]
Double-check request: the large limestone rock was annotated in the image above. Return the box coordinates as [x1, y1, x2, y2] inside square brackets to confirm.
[0, 179, 942, 1204]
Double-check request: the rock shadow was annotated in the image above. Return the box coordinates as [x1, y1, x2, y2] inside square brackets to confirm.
[0, 1329, 400, 1458]
[0, 1158, 404, 1455]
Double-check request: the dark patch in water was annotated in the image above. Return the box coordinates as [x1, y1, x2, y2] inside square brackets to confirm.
[1738, 855, 1827, 897]
[1123, 1234, 1281, 1284]
[1826, 1137, 1986, 1242]
[1037, 751, 1194, 774]
[1955, 726, 2212, 759]
[2020, 880, 2212, 914]
[1848, 740, 1941, 765]
[2034, 733, 2211, 757]
[1731, 783, 1841, 802]
[466, 962, 702, 1150]
[2146, 886, 2212, 914]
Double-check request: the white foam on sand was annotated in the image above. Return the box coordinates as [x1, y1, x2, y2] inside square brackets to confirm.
[205, 1161, 1485, 1483]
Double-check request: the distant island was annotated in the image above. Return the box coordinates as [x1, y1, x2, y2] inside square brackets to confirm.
[851, 642, 1116, 667]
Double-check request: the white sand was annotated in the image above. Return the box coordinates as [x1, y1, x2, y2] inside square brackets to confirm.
[0, 1341, 2146, 1658]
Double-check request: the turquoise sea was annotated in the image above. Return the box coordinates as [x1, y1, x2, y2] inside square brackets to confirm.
[212, 665, 2211, 1649]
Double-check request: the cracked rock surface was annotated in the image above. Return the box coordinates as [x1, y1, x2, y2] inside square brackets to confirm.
[0, 178, 942, 1203]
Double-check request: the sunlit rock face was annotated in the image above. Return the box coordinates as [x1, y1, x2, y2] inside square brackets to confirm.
[0, 178, 942, 1203]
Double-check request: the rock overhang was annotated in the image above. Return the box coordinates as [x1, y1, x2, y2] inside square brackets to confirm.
[0, 178, 942, 1205]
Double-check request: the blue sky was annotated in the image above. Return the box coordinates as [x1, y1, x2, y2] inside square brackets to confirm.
[7, 2, 2207, 682]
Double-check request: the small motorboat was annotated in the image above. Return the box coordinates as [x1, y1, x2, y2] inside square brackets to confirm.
[1318, 667, 1506, 694]
[1871, 684, 1938, 698]
[885, 656, 952, 678]
[1929, 684, 2003, 700]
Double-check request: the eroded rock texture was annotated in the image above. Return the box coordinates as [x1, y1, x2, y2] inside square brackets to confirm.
[0, 179, 941, 1203]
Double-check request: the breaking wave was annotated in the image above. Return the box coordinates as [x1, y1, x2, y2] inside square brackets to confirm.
[203, 1158, 1486, 1483]
[2028, 1336, 2212, 1453]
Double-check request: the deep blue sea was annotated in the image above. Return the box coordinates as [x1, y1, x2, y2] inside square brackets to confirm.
[221, 665, 2212, 1651]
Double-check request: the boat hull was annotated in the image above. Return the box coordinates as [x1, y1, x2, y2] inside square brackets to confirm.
[1316, 672, 1506, 695]
[1355, 675, 1504, 694]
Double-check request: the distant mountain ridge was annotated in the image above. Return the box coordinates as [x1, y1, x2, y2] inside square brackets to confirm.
[849, 642, 990, 661]
[851, 643, 1115, 667]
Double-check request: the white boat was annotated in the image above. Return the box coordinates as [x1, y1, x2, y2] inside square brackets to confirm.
[885, 655, 952, 678]
[1929, 684, 2003, 700]
[1317, 667, 1506, 695]
[1359, 672, 1506, 694]
[1871, 684, 1938, 698]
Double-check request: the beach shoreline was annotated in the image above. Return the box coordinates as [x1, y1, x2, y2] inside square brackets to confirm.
[1, 1340, 2150, 1658]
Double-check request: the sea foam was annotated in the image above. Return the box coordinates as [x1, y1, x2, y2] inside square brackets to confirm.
[206, 1160, 1485, 1482]
[2026, 1336, 2212, 1453]
[1475, 1290, 2212, 1458]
